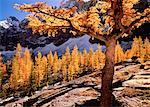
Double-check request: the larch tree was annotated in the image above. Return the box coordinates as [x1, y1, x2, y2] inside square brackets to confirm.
[83, 48, 88, 69]
[16, 0, 150, 106]
[71, 46, 79, 76]
[115, 41, 125, 63]
[88, 48, 95, 70]
[144, 37, 150, 60]
[0, 53, 6, 91]
[9, 44, 22, 90]
[22, 48, 33, 86]
[53, 52, 59, 80]
[34, 52, 44, 88]
[45, 51, 53, 85]
[61, 55, 68, 82]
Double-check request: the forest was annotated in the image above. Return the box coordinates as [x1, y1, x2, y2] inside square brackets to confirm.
[0, 0, 150, 107]
[0, 36, 150, 97]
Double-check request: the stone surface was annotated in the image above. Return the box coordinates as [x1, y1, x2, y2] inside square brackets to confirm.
[41, 87, 100, 107]
[2, 62, 150, 107]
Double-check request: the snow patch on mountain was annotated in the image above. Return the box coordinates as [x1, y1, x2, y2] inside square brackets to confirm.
[0, 16, 20, 29]
[0, 20, 12, 29]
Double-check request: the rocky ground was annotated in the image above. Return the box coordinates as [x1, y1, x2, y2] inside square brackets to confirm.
[0, 61, 149, 107]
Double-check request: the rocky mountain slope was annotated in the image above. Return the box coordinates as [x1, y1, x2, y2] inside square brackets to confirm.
[0, 61, 149, 107]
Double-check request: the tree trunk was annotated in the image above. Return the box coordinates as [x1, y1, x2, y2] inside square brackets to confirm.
[100, 37, 116, 107]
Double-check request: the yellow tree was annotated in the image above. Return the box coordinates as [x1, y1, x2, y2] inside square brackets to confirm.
[16, 1, 150, 106]
[83, 48, 88, 69]
[97, 44, 105, 64]
[65, 47, 71, 66]
[78, 52, 84, 72]
[52, 52, 59, 80]
[88, 48, 95, 70]
[46, 51, 54, 84]
[41, 56, 48, 83]
[22, 48, 33, 86]
[144, 37, 150, 60]
[34, 52, 44, 87]
[115, 41, 125, 63]
[0, 53, 6, 91]
[71, 46, 79, 76]
[9, 43, 22, 90]
[61, 55, 67, 82]
[68, 62, 75, 81]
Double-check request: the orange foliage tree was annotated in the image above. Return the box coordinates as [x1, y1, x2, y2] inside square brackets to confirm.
[0, 53, 6, 91]
[115, 41, 125, 63]
[15, 1, 150, 106]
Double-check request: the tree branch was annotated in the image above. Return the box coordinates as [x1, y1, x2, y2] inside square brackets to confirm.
[116, 13, 150, 40]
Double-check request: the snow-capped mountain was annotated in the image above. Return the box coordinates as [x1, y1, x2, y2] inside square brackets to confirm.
[0, 16, 20, 29]
[0, 20, 11, 29]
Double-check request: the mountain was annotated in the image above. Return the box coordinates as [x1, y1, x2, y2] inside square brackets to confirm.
[0, 16, 20, 29]
[33, 35, 106, 56]
[0, 16, 149, 60]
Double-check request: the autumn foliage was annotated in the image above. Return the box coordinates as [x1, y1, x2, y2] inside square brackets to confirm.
[13, 0, 150, 106]
[0, 37, 149, 97]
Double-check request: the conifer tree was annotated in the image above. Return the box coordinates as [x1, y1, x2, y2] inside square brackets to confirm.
[34, 52, 43, 88]
[22, 48, 33, 86]
[71, 46, 79, 76]
[46, 51, 54, 85]
[16, 1, 150, 106]
[0, 53, 5, 91]
[29, 67, 37, 94]
[88, 48, 94, 70]
[125, 37, 139, 59]
[94, 51, 100, 70]
[61, 55, 67, 82]
[41, 56, 48, 83]
[0, 53, 6, 75]
[144, 37, 150, 60]
[9, 44, 22, 90]
[96, 44, 105, 67]
[115, 41, 125, 63]
[83, 48, 88, 71]
[68, 62, 75, 81]
[65, 47, 71, 66]
[138, 37, 144, 61]
[78, 52, 84, 71]
[52, 52, 59, 80]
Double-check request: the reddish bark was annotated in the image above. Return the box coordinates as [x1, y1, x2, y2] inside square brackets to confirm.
[100, 37, 116, 107]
